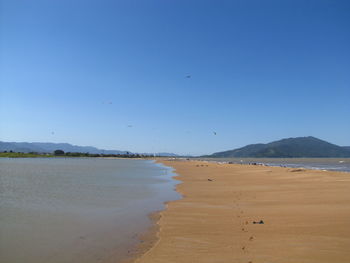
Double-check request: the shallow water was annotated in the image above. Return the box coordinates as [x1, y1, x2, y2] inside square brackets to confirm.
[0, 158, 180, 263]
[197, 158, 350, 172]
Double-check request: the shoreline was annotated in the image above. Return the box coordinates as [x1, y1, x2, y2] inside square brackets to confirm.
[132, 159, 350, 263]
[118, 160, 181, 263]
[118, 211, 161, 263]
[188, 157, 350, 173]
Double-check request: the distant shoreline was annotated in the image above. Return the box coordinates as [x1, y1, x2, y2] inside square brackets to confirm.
[194, 157, 350, 173]
[2, 153, 350, 172]
[0, 152, 154, 158]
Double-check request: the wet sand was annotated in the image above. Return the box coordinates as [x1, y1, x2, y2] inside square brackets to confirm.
[134, 160, 350, 263]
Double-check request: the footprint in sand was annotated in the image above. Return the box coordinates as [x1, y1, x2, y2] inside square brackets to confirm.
[249, 236, 254, 241]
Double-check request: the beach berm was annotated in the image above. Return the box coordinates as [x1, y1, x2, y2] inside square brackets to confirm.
[134, 160, 350, 263]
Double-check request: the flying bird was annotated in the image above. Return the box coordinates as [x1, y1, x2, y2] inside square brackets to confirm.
[185, 75, 191, 78]
[213, 131, 217, 135]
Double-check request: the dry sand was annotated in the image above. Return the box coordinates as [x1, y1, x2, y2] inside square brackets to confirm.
[134, 160, 350, 263]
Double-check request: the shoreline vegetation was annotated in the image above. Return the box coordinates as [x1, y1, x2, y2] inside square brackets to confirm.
[133, 159, 350, 263]
[0, 151, 156, 158]
[0, 152, 55, 158]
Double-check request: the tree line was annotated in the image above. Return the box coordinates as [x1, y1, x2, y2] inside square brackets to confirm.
[54, 149, 152, 158]
[0, 150, 156, 158]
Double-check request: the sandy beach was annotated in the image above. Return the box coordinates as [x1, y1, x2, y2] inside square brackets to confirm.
[134, 160, 350, 263]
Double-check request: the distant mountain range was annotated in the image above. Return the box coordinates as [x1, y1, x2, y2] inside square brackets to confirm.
[3, 137, 348, 158]
[343, 146, 350, 152]
[0, 141, 128, 154]
[207, 137, 350, 158]
[0, 141, 179, 157]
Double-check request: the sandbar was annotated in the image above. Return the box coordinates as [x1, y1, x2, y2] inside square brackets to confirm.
[134, 160, 350, 263]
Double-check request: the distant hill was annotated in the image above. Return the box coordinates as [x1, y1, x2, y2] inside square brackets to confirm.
[0, 141, 128, 154]
[208, 137, 350, 158]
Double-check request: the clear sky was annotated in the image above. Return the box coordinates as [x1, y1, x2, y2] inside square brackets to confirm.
[1, 0, 349, 155]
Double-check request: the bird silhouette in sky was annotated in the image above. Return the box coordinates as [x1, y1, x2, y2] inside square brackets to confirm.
[185, 75, 191, 78]
[213, 131, 217, 135]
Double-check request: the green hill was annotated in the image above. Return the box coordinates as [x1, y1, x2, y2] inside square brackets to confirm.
[209, 136, 350, 158]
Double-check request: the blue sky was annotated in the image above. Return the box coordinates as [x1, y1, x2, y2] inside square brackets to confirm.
[1, 0, 349, 155]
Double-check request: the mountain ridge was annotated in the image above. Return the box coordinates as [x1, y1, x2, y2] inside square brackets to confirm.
[207, 136, 350, 158]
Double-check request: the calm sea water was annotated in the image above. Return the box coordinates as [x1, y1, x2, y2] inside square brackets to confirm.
[0, 158, 180, 263]
[197, 158, 350, 172]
